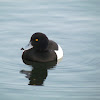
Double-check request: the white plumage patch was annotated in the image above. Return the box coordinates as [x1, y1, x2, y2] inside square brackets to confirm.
[54, 45, 63, 61]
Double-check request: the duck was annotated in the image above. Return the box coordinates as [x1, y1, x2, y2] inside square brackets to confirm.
[21, 32, 63, 62]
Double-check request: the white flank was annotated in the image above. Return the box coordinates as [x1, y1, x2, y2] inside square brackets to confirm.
[55, 44, 63, 61]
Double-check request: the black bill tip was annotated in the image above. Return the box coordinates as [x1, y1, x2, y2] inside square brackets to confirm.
[21, 48, 24, 50]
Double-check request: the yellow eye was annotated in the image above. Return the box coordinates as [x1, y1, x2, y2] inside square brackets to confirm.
[35, 39, 38, 41]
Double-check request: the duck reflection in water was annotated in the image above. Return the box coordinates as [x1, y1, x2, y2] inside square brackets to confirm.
[20, 59, 57, 86]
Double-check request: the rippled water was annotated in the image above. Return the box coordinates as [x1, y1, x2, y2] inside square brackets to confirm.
[0, 0, 100, 100]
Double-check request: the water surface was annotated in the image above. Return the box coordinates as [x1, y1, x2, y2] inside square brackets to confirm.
[0, 0, 100, 100]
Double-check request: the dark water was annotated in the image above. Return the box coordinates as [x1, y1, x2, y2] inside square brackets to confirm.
[0, 0, 100, 100]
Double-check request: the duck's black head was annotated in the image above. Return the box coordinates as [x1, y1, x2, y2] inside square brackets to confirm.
[30, 32, 49, 51]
